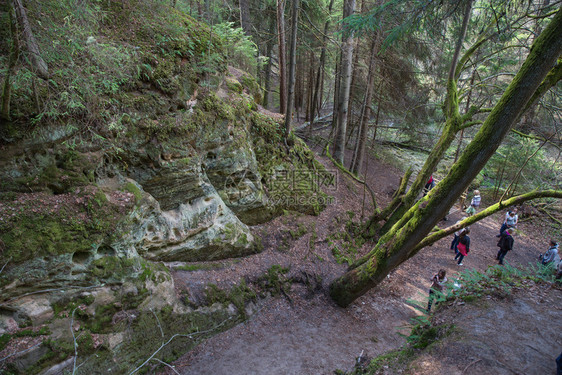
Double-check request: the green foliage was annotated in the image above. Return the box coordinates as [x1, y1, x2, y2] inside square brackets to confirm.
[52, 295, 95, 317]
[213, 22, 260, 73]
[329, 213, 365, 266]
[339, 314, 452, 374]
[402, 316, 449, 349]
[257, 265, 291, 297]
[342, 260, 560, 375]
[289, 223, 309, 240]
[483, 134, 560, 195]
[0, 333, 11, 351]
[204, 281, 257, 318]
[0, 0, 228, 137]
[88, 303, 121, 334]
[123, 182, 143, 203]
[442, 263, 561, 306]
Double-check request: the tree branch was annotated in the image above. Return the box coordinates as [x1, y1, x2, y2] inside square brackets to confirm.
[413, 190, 562, 251]
[325, 145, 378, 211]
[11, 0, 49, 79]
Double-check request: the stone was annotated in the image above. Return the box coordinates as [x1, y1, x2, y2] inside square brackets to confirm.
[13, 296, 54, 326]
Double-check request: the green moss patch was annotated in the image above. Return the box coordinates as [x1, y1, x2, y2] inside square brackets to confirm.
[0, 188, 135, 264]
[250, 114, 331, 215]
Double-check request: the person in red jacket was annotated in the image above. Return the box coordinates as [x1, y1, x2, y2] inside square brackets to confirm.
[423, 175, 435, 196]
[454, 229, 471, 266]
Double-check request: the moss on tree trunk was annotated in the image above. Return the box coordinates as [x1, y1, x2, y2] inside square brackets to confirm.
[330, 8, 562, 307]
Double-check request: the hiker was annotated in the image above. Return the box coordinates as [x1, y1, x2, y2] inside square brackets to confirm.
[496, 228, 514, 265]
[454, 228, 471, 266]
[427, 269, 447, 312]
[539, 240, 559, 265]
[423, 175, 435, 196]
[450, 218, 468, 254]
[497, 208, 518, 237]
[465, 190, 481, 216]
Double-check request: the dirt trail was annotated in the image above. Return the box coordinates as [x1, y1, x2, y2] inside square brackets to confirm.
[166, 143, 557, 375]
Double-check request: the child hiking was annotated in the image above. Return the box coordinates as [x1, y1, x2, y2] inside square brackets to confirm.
[454, 229, 471, 266]
[465, 190, 480, 216]
[427, 269, 447, 313]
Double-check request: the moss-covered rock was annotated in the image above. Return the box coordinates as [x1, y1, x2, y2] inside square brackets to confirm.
[0, 0, 331, 372]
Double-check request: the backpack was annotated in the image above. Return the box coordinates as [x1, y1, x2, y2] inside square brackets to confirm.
[497, 235, 504, 248]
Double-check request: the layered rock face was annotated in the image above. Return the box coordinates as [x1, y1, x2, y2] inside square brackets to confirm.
[0, 69, 328, 373]
[0, 2, 327, 371]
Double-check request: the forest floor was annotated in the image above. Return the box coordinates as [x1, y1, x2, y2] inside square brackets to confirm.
[164, 129, 562, 375]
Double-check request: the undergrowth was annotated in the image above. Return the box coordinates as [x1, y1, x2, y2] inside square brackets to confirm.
[339, 262, 560, 374]
[329, 211, 366, 266]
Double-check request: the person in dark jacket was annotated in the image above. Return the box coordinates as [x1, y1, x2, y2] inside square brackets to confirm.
[496, 228, 514, 265]
[454, 229, 471, 266]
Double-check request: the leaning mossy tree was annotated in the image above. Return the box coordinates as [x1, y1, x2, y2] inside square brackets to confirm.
[361, 0, 562, 237]
[330, 6, 562, 307]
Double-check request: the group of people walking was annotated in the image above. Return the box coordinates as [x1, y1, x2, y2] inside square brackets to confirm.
[451, 203, 519, 267]
[426, 191, 561, 371]
[428, 199, 561, 313]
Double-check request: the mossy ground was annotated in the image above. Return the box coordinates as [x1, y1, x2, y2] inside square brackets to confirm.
[0, 188, 134, 265]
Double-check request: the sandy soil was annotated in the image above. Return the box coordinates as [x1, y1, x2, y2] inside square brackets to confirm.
[164, 136, 561, 375]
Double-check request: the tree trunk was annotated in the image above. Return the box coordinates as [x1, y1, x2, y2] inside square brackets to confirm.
[331, 53, 341, 129]
[1, 5, 19, 122]
[12, 0, 48, 80]
[306, 51, 315, 124]
[332, 0, 356, 164]
[351, 36, 378, 174]
[277, 0, 287, 114]
[295, 53, 303, 121]
[262, 15, 276, 108]
[330, 7, 562, 307]
[371, 83, 382, 144]
[284, 0, 300, 140]
[375, 0, 473, 235]
[345, 0, 367, 148]
[197, 0, 203, 18]
[454, 67, 477, 162]
[239, 0, 252, 36]
[311, 0, 335, 127]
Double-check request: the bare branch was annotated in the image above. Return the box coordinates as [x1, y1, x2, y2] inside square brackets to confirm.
[128, 317, 233, 375]
[0, 258, 10, 275]
[151, 358, 180, 374]
[150, 308, 165, 340]
[71, 308, 78, 375]
[0, 341, 42, 363]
